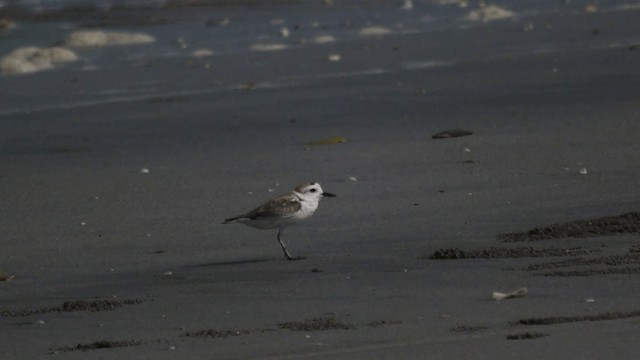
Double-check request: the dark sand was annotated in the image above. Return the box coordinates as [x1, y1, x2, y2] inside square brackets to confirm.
[1, 1, 640, 359]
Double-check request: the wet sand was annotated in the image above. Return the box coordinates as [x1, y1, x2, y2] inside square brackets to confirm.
[1, 1, 640, 359]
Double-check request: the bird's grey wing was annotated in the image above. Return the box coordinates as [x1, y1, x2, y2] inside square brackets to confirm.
[249, 195, 301, 219]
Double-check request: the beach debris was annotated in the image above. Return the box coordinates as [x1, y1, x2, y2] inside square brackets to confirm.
[64, 30, 155, 47]
[249, 43, 288, 52]
[579, 167, 588, 175]
[464, 4, 515, 22]
[192, 49, 214, 58]
[37, 320, 47, 325]
[585, 298, 595, 303]
[313, 35, 336, 44]
[327, 53, 341, 62]
[306, 136, 347, 146]
[359, 26, 393, 37]
[431, 129, 473, 139]
[583, 4, 598, 13]
[492, 287, 528, 300]
[400, 0, 414, 10]
[0, 272, 14, 281]
[280, 27, 291, 38]
[348, 176, 358, 182]
[163, 271, 173, 277]
[139, 168, 150, 174]
[0, 46, 78, 74]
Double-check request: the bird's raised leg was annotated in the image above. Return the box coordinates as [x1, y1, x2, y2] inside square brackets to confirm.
[277, 228, 305, 261]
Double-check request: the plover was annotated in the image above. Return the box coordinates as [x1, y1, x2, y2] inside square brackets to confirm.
[223, 182, 336, 260]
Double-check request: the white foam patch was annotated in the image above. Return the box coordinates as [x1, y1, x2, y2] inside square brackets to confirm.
[249, 43, 288, 52]
[358, 26, 393, 37]
[400, 0, 414, 10]
[313, 35, 336, 44]
[64, 30, 155, 47]
[615, 3, 640, 10]
[192, 48, 214, 58]
[464, 4, 515, 22]
[434, 0, 468, 6]
[0, 46, 78, 74]
[401, 60, 451, 70]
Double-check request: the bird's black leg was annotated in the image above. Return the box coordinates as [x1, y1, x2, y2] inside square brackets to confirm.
[277, 228, 305, 261]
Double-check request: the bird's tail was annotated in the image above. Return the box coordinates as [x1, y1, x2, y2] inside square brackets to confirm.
[222, 216, 240, 224]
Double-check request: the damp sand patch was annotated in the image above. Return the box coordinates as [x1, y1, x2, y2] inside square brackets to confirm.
[0, 298, 144, 317]
[533, 267, 640, 277]
[277, 317, 355, 331]
[506, 332, 549, 340]
[511, 310, 640, 326]
[525, 252, 640, 272]
[54, 339, 149, 353]
[183, 317, 401, 340]
[497, 212, 640, 242]
[425, 246, 587, 260]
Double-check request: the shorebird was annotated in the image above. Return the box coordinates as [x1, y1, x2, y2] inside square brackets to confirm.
[223, 182, 336, 260]
[223, 182, 335, 260]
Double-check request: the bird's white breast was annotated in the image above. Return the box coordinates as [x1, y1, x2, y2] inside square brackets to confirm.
[294, 198, 318, 220]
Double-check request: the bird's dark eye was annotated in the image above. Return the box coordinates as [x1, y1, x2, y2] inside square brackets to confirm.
[310, 188, 317, 193]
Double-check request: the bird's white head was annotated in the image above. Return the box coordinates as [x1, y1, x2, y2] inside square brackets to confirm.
[294, 182, 336, 202]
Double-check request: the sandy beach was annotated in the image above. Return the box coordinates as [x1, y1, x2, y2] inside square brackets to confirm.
[1, 1, 640, 358]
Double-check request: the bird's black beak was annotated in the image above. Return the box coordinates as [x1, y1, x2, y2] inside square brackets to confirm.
[322, 192, 336, 197]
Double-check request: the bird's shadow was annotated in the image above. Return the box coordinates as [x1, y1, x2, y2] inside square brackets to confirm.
[187, 257, 274, 268]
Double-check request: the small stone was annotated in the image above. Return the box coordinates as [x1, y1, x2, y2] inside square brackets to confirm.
[579, 167, 588, 175]
[140, 168, 150, 174]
